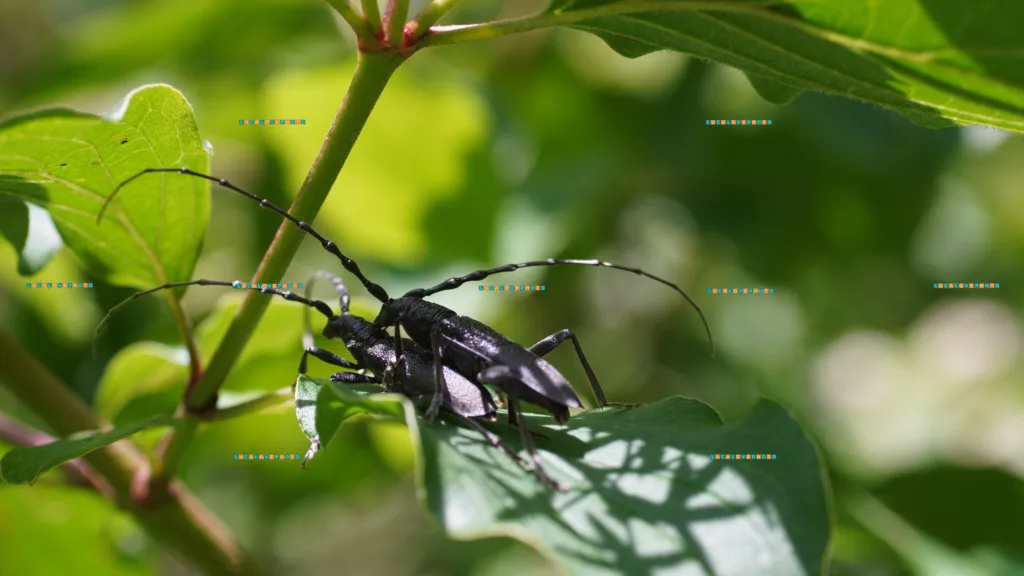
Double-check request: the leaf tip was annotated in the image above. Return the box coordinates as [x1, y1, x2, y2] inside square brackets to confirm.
[745, 73, 803, 105]
[105, 83, 195, 123]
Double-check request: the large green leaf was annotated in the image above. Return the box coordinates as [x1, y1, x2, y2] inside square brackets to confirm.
[0, 196, 62, 275]
[0, 486, 154, 576]
[311, 378, 832, 576]
[0, 84, 210, 287]
[543, 0, 1024, 132]
[848, 492, 1024, 576]
[94, 293, 310, 431]
[0, 414, 173, 485]
[94, 342, 188, 426]
[295, 374, 396, 464]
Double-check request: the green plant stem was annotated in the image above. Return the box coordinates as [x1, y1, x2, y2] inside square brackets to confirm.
[191, 50, 403, 412]
[384, 0, 410, 46]
[417, 0, 772, 48]
[150, 292, 201, 492]
[0, 329, 267, 576]
[409, 0, 464, 39]
[362, 0, 382, 35]
[326, 0, 377, 46]
[162, 292, 201, 383]
[149, 412, 198, 494]
[151, 388, 292, 487]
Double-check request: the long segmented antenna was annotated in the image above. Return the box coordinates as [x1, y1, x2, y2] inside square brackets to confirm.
[302, 270, 350, 352]
[92, 279, 334, 357]
[305, 271, 351, 315]
[97, 167, 391, 303]
[404, 258, 715, 356]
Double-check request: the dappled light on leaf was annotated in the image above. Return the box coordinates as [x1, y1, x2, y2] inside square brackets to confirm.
[312, 381, 830, 576]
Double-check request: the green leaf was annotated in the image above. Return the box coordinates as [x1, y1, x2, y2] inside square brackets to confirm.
[196, 293, 308, 392]
[0, 414, 173, 485]
[848, 492, 1024, 576]
[543, 0, 1024, 132]
[0, 84, 211, 288]
[293, 374, 390, 464]
[745, 73, 802, 105]
[95, 294, 310, 429]
[0, 247, 101, 344]
[294, 374, 322, 442]
[0, 486, 155, 576]
[0, 196, 62, 275]
[312, 383, 832, 575]
[94, 341, 188, 425]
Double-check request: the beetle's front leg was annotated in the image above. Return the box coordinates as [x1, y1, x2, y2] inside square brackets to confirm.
[299, 346, 362, 375]
[381, 354, 409, 389]
[424, 327, 448, 423]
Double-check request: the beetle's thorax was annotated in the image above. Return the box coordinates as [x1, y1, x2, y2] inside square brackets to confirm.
[376, 298, 456, 343]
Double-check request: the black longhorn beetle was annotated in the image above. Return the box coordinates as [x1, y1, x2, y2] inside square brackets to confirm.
[99, 167, 715, 456]
[296, 270, 563, 488]
[92, 273, 564, 489]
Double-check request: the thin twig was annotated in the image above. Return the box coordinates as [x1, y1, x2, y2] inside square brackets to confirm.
[384, 0, 410, 47]
[325, 0, 380, 48]
[408, 0, 464, 40]
[362, 0, 383, 37]
[0, 329, 268, 576]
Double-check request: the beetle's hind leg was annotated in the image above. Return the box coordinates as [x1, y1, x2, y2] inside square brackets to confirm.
[451, 415, 527, 468]
[507, 397, 566, 491]
[527, 329, 639, 410]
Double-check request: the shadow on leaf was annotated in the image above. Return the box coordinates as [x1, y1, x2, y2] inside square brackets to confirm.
[319, 385, 831, 576]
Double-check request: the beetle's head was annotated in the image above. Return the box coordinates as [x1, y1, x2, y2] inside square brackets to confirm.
[321, 314, 350, 341]
[323, 309, 387, 354]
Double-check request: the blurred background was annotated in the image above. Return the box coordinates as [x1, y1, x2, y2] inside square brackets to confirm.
[1, 0, 1023, 575]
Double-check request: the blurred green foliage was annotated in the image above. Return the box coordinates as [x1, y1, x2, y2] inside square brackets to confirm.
[1, 1, 1023, 575]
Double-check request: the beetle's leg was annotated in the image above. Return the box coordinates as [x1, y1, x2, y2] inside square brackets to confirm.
[328, 371, 379, 384]
[527, 329, 637, 409]
[425, 327, 447, 423]
[391, 320, 408, 373]
[301, 437, 320, 469]
[451, 415, 526, 467]
[491, 389, 507, 410]
[299, 346, 362, 375]
[507, 397, 566, 491]
[478, 366, 550, 440]
[507, 398, 517, 427]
